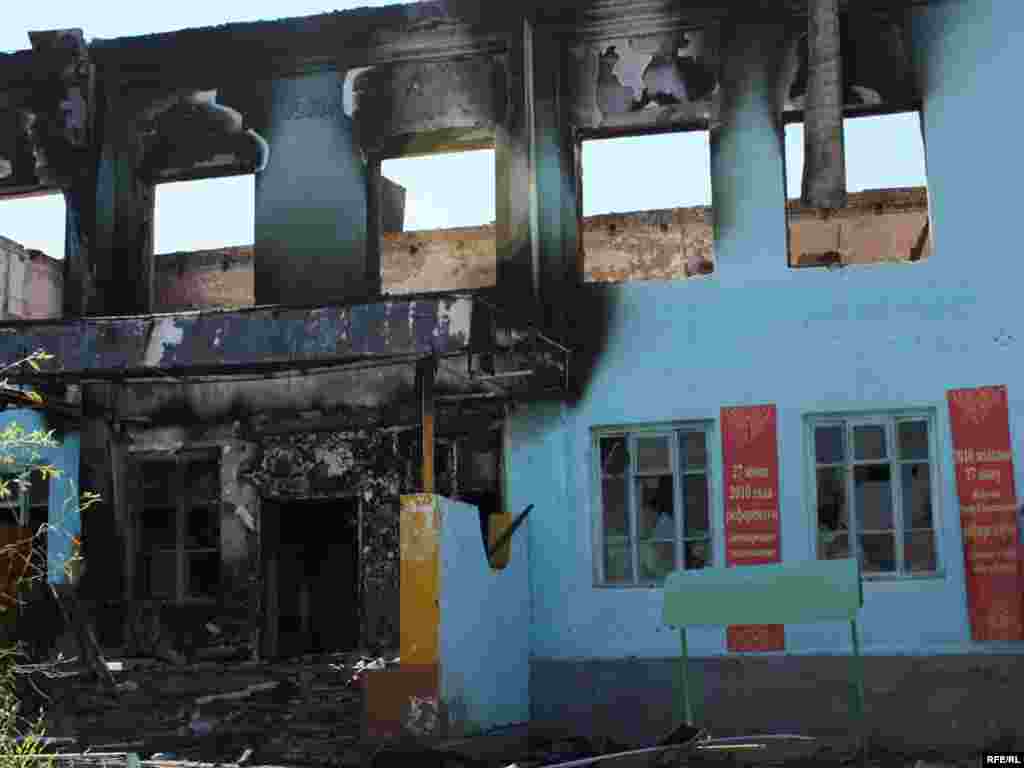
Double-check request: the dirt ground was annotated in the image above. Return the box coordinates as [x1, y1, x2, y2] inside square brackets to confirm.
[19, 654, 990, 768]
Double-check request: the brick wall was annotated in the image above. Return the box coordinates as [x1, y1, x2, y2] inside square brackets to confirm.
[0, 234, 62, 319]
[152, 187, 930, 309]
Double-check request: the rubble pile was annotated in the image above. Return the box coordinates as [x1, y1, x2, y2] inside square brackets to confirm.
[30, 652, 392, 767]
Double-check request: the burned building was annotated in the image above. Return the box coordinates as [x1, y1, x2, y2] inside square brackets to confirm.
[0, 0, 1022, 757]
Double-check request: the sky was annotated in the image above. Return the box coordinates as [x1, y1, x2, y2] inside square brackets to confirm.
[1, 2, 927, 257]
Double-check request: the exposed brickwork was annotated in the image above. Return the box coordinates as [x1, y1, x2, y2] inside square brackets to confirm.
[583, 206, 714, 282]
[381, 225, 496, 294]
[147, 187, 930, 309]
[154, 246, 254, 312]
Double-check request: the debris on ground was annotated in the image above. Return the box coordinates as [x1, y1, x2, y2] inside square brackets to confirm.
[24, 650, 384, 767]
[340, 655, 399, 688]
[13, 653, 997, 768]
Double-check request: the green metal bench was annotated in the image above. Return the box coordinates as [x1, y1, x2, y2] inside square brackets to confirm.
[662, 558, 865, 744]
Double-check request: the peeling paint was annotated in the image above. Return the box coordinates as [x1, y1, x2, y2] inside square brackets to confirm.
[572, 30, 719, 130]
[145, 316, 185, 367]
[400, 495, 440, 563]
[0, 297, 482, 377]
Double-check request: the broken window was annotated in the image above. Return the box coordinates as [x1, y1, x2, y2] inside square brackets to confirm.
[379, 148, 496, 294]
[809, 413, 939, 576]
[580, 130, 713, 282]
[136, 453, 221, 603]
[786, 112, 931, 268]
[0, 193, 65, 319]
[595, 425, 712, 586]
[153, 175, 255, 311]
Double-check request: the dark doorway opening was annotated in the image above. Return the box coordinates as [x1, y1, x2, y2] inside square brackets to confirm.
[262, 497, 359, 658]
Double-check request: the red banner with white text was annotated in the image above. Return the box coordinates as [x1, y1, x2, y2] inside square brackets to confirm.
[947, 386, 1022, 641]
[721, 405, 784, 652]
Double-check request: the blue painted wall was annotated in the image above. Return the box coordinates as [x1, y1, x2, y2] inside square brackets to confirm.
[509, 0, 1024, 661]
[438, 497, 530, 734]
[0, 409, 81, 585]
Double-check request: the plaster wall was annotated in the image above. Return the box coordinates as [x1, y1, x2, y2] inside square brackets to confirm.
[438, 497, 530, 736]
[0, 409, 80, 585]
[508, 0, 1024, 667]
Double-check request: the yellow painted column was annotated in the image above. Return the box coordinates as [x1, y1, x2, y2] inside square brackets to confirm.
[399, 493, 441, 665]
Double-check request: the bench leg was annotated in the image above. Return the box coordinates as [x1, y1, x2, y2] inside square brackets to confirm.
[850, 619, 867, 755]
[675, 628, 695, 726]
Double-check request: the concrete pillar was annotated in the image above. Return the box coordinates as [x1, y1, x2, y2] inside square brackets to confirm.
[529, 19, 579, 332]
[363, 494, 529, 742]
[495, 21, 539, 323]
[254, 70, 370, 306]
[711, 22, 790, 282]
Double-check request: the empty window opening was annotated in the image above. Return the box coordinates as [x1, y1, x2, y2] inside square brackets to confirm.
[581, 130, 713, 283]
[786, 112, 931, 268]
[0, 193, 65, 320]
[380, 148, 496, 295]
[264, 498, 359, 658]
[153, 175, 255, 311]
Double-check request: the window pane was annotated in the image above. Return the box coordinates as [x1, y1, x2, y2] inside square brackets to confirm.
[854, 464, 893, 530]
[190, 461, 220, 504]
[818, 531, 850, 560]
[681, 432, 707, 470]
[860, 532, 896, 573]
[601, 478, 629, 536]
[901, 463, 933, 529]
[637, 476, 674, 540]
[684, 539, 711, 570]
[683, 474, 710, 537]
[604, 536, 633, 583]
[636, 436, 671, 474]
[897, 421, 930, 461]
[142, 462, 175, 505]
[600, 437, 628, 476]
[905, 530, 937, 572]
[187, 552, 220, 597]
[140, 506, 175, 550]
[639, 541, 675, 582]
[816, 467, 848, 534]
[187, 505, 219, 549]
[146, 551, 176, 599]
[815, 426, 845, 464]
[853, 425, 887, 461]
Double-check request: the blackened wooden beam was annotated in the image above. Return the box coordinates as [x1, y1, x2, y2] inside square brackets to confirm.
[417, 357, 437, 494]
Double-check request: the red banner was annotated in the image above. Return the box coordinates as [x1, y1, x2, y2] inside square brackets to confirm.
[947, 386, 1022, 641]
[721, 405, 784, 652]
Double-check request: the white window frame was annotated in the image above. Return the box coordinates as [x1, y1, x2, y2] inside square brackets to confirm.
[592, 422, 715, 587]
[805, 410, 943, 580]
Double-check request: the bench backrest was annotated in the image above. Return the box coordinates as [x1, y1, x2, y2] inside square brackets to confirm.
[662, 558, 862, 628]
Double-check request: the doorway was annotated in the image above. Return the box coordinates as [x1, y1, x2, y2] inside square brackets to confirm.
[262, 497, 359, 658]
